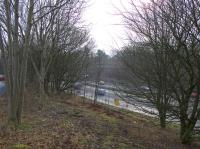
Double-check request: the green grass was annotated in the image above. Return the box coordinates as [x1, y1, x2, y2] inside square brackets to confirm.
[10, 144, 31, 149]
[16, 123, 32, 132]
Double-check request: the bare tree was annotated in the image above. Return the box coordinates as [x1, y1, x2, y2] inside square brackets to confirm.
[0, 0, 85, 124]
[46, 27, 90, 94]
[24, 0, 88, 106]
[121, 0, 200, 143]
[119, 44, 172, 128]
[119, 0, 172, 128]
[0, 0, 34, 124]
[157, 0, 200, 143]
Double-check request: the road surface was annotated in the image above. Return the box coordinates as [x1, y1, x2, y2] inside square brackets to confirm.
[76, 83, 200, 128]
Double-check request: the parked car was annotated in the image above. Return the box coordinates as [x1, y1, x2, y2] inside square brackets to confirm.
[140, 85, 150, 94]
[0, 74, 5, 81]
[140, 86, 150, 90]
[74, 82, 82, 90]
[99, 81, 105, 85]
[191, 91, 199, 98]
[0, 74, 6, 96]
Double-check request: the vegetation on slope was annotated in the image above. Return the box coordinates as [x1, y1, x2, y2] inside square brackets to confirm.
[0, 94, 200, 149]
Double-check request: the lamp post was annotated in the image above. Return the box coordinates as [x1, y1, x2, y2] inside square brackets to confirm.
[83, 74, 88, 98]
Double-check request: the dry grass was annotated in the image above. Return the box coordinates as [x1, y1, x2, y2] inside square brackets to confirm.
[0, 93, 200, 149]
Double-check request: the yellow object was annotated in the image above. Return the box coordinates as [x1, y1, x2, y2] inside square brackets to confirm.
[114, 99, 120, 106]
[11, 144, 31, 149]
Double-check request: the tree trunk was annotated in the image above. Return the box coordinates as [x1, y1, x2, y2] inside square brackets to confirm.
[39, 77, 45, 109]
[8, 92, 23, 124]
[180, 117, 197, 144]
[180, 124, 192, 144]
[8, 96, 18, 124]
[159, 114, 166, 128]
[157, 99, 167, 128]
[84, 80, 86, 98]
[94, 83, 98, 104]
[44, 76, 49, 94]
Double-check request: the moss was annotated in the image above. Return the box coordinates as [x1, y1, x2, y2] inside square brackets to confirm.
[79, 138, 88, 145]
[17, 123, 32, 132]
[59, 119, 74, 129]
[168, 122, 180, 129]
[100, 113, 117, 124]
[133, 143, 145, 149]
[102, 135, 114, 149]
[10, 144, 31, 149]
[118, 143, 130, 149]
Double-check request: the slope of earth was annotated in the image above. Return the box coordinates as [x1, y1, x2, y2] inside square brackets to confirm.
[0, 94, 200, 149]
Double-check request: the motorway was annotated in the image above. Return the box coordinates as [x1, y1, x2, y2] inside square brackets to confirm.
[77, 84, 160, 116]
[76, 83, 200, 128]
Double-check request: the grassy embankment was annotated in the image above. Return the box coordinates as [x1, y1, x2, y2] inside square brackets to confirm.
[0, 93, 200, 149]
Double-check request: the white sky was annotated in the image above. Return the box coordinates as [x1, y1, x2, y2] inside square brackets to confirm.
[83, 0, 149, 55]
[83, 0, 128, 55]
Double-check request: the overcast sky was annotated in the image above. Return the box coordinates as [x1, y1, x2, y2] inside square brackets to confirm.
[83, 0, 128, 55]
[83, 0, 149, 55]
